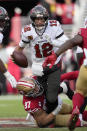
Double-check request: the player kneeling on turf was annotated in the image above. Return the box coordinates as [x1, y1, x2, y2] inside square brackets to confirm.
[16, 76, 73, 127]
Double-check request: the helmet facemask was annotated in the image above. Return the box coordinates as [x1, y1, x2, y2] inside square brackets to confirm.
[25, 79, 44, 97]
[30, 5, 49, 36]
[17, 77, 44, 98]
[33, 16, 48, 36]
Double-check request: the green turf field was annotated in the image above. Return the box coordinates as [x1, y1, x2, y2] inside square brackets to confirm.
[0, 95, 27, 118]
[0, 94, 72, 118]
[0, 94, 87, 131]
[0, 127, 87, 131]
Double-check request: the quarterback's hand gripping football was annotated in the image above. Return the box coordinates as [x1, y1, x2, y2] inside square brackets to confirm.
[11, 53, 16, 64]
[43, 51, 57, 68]
[4, 71, 17, 88]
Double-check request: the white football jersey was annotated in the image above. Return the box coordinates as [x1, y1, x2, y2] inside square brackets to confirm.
[19, 20, 68, 76]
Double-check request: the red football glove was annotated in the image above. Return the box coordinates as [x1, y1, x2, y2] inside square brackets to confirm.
[43, 51, 57, 68]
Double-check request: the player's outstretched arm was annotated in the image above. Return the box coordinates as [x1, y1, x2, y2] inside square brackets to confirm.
[33, 109, 55, 127]
[55, 35, 83, 57]
[43, 35, 83, 68]
[33, 97, 63, 127]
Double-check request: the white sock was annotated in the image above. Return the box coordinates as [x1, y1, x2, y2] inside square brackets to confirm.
[60, 82, 68, 93]
[79, 113, 83, 127]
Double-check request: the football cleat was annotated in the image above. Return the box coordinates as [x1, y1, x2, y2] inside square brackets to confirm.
[68, 106, 80, 131]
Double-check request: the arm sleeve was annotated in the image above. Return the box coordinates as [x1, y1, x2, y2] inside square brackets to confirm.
[19, 28, 30, 48]
[60, 71, 79, 81]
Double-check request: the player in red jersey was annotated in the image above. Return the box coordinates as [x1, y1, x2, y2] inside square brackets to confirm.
[43, 26, 87, 130]
[17, 76, 87, 128]
[17, 76, 73, 127]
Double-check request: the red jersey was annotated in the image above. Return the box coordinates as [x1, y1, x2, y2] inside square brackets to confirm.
[61, 28, 87, 82]
[23, 95, 45, 114]
[78, 28, 87, 64]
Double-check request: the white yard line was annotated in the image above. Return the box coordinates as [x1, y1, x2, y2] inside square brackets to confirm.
[0, 95, 22, 100]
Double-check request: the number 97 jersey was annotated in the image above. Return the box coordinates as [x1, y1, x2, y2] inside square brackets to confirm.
[23, 95, 45, 114]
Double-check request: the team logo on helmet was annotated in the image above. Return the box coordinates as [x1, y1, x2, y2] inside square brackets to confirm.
[17, 76, 44, 97]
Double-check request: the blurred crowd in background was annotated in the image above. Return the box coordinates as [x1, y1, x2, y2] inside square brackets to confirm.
[0, 0, 84, 95]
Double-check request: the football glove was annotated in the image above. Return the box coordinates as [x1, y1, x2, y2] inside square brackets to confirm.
[11, 53, 16, 64]
[4, 71, 17, 88]
[43, 51, 57, 68]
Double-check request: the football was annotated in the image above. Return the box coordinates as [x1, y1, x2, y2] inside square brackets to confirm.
[12, 50, 28, 68]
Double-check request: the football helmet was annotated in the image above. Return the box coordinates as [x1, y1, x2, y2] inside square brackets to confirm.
[30, 5, 49, 35]
[0, 6, 9, 32]
[17, 76, 44, 97]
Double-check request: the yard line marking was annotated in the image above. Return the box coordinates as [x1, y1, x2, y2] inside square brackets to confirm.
[0, 118, 37, 128]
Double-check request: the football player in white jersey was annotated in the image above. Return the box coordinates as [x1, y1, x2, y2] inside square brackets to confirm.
[13, 5, 68, 113]
[0, 6, 17, 88]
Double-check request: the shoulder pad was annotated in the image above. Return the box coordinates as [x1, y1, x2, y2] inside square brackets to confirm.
[23, 25, 32, 33]
[48, 20, 60, 27]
